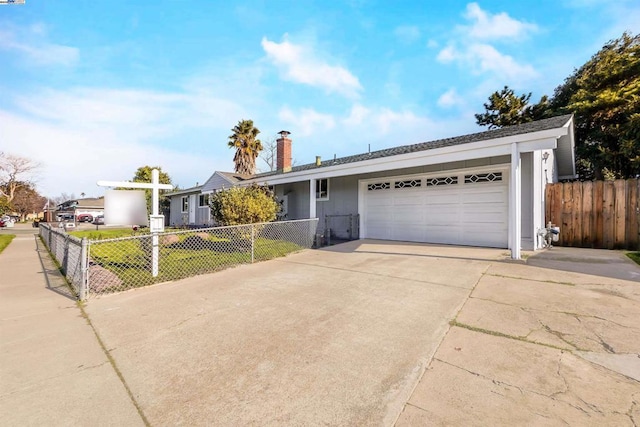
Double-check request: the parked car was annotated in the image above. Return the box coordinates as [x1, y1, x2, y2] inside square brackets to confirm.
[77, 214, 94, 223]
[58, 221, 75, 230]
[93, 215, 104, 225]
[0, 217, 15, 228]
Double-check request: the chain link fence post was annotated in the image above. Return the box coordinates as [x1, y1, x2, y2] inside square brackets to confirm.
[251, 224, 255, 264]
[79, 237, 88, 301]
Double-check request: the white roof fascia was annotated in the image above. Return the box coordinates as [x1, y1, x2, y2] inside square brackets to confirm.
[165, 187, 202, 197]
[566, 118, 577, 177]
[517, 137, 558, 153]
[249, 125, 569, 186]
[255, 144, 512, 185]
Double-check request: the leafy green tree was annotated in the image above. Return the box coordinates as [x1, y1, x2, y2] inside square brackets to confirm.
[228, 120, 263, 175]
[550, 32, 640, 180]
[126, 166, 173, 214]
[0, 195, 11, 216]
[475, 86, 548, 129]
[210, 184, 279, 225]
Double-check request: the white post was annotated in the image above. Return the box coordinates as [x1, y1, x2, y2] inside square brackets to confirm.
[510, 143, 522, 259]
[309, 179, 316, 219]
[151, 169, 160, 277]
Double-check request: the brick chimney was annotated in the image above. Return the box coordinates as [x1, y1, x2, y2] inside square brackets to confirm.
[276, 130, 292, 173]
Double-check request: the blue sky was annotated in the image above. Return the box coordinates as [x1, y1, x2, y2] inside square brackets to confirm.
[1, 0, 638, 198]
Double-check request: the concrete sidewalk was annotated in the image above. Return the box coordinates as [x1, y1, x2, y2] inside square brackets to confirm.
[0, 233, 144, 426]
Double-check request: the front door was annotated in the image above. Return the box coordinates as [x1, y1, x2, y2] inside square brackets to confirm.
[189, 194, 196, 224]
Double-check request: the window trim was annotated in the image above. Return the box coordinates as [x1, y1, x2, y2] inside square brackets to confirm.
[198, 194, 209, 207]
[181, 196, 188, 213]
[316, 178, 329, 201]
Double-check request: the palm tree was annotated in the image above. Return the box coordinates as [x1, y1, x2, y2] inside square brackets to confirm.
[228, 120, 263, 175]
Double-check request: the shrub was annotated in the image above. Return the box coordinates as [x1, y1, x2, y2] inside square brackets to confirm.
[210, 185, 279, 226]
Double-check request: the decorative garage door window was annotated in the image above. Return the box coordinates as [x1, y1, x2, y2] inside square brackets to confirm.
[367, 182, 390, 191]
[464, 172, 503, 184]
[426, 176, 458, 187]
[394, 179, 421, 189]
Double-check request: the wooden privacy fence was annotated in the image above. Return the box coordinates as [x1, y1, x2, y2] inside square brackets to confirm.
[545, 179, 640, 250]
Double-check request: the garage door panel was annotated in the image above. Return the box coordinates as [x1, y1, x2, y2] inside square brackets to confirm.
[461, 190, 506, 204]
[392, 226, 427, 242]
[366, 197, 393, 207]
[425, 226, 462, 244]
[363, 170, 508, 248]
[425, 193, 460, 204]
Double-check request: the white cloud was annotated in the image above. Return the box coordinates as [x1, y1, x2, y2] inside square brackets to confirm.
[394, 25, 421, 43]
[463, 3, 538, 41]
[374, 109, 430, 135]
[437, 88, 465, 109]
[343, 104, 370, 126]
[261, 36, 363, 98]
[278, 107, 336, 137]
[0, 23, 79, 67]
[437, 42, 538, 81]
[0, 85, 248, 196]
[436, 45, 457, 63]
[436, 4, 539, 83]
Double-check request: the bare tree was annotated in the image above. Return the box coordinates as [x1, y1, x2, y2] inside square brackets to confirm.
[52, 193, 76, 206]
[259, 136, 278, 172]
[259, 136, 298, 172]
[0, 152, 40, 202]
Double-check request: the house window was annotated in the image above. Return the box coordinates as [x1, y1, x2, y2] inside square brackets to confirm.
[181, 196, 188, 213]
[464, 172, 503, 184]
[394, 179, 421, 189]
[367, 182, 390, 191]
[316, 179, 329, 200]
[198, 194, 209, 207]
[426, 176, 458, 186]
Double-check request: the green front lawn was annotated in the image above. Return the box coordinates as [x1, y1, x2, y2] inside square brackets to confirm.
[626, 252, 640, 265]
[88, 236, 302, 291]
[0, 234, 15, 254]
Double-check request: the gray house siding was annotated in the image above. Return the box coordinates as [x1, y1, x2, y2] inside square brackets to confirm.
[169, 194, 190, 226]
[275, 181, 310, 220]
[202, 172, 232, 193]
[276, 155, 511, 239]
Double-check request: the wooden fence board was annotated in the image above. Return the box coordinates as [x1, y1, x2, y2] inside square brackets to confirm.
[594, 181, 604, 248]
[602, 181, 615, 249]
[614, 180, 626, 249]
[581, 181, 593, 247]
[562, 183, 574, 246]
[572, 181, 583, 247]
[628, 180, 639, 250]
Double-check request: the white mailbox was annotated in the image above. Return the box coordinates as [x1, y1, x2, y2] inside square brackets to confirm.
[150, 215, 165, 233]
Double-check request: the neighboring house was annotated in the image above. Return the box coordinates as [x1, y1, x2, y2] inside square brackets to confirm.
[55, 198, 104, 221]
[169, 114, 576, 258]
[166, 172, 251, 227]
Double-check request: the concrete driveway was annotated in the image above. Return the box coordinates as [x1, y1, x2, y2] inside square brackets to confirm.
[83, 240, 640, 426]
[85, 240, 504, 426]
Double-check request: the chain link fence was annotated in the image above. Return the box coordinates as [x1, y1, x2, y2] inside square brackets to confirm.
[40, 219, 318, 300]
[39, 224, 87, 298]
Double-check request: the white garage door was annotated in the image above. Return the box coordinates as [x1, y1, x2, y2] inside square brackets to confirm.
[363, 170, 508, 248]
